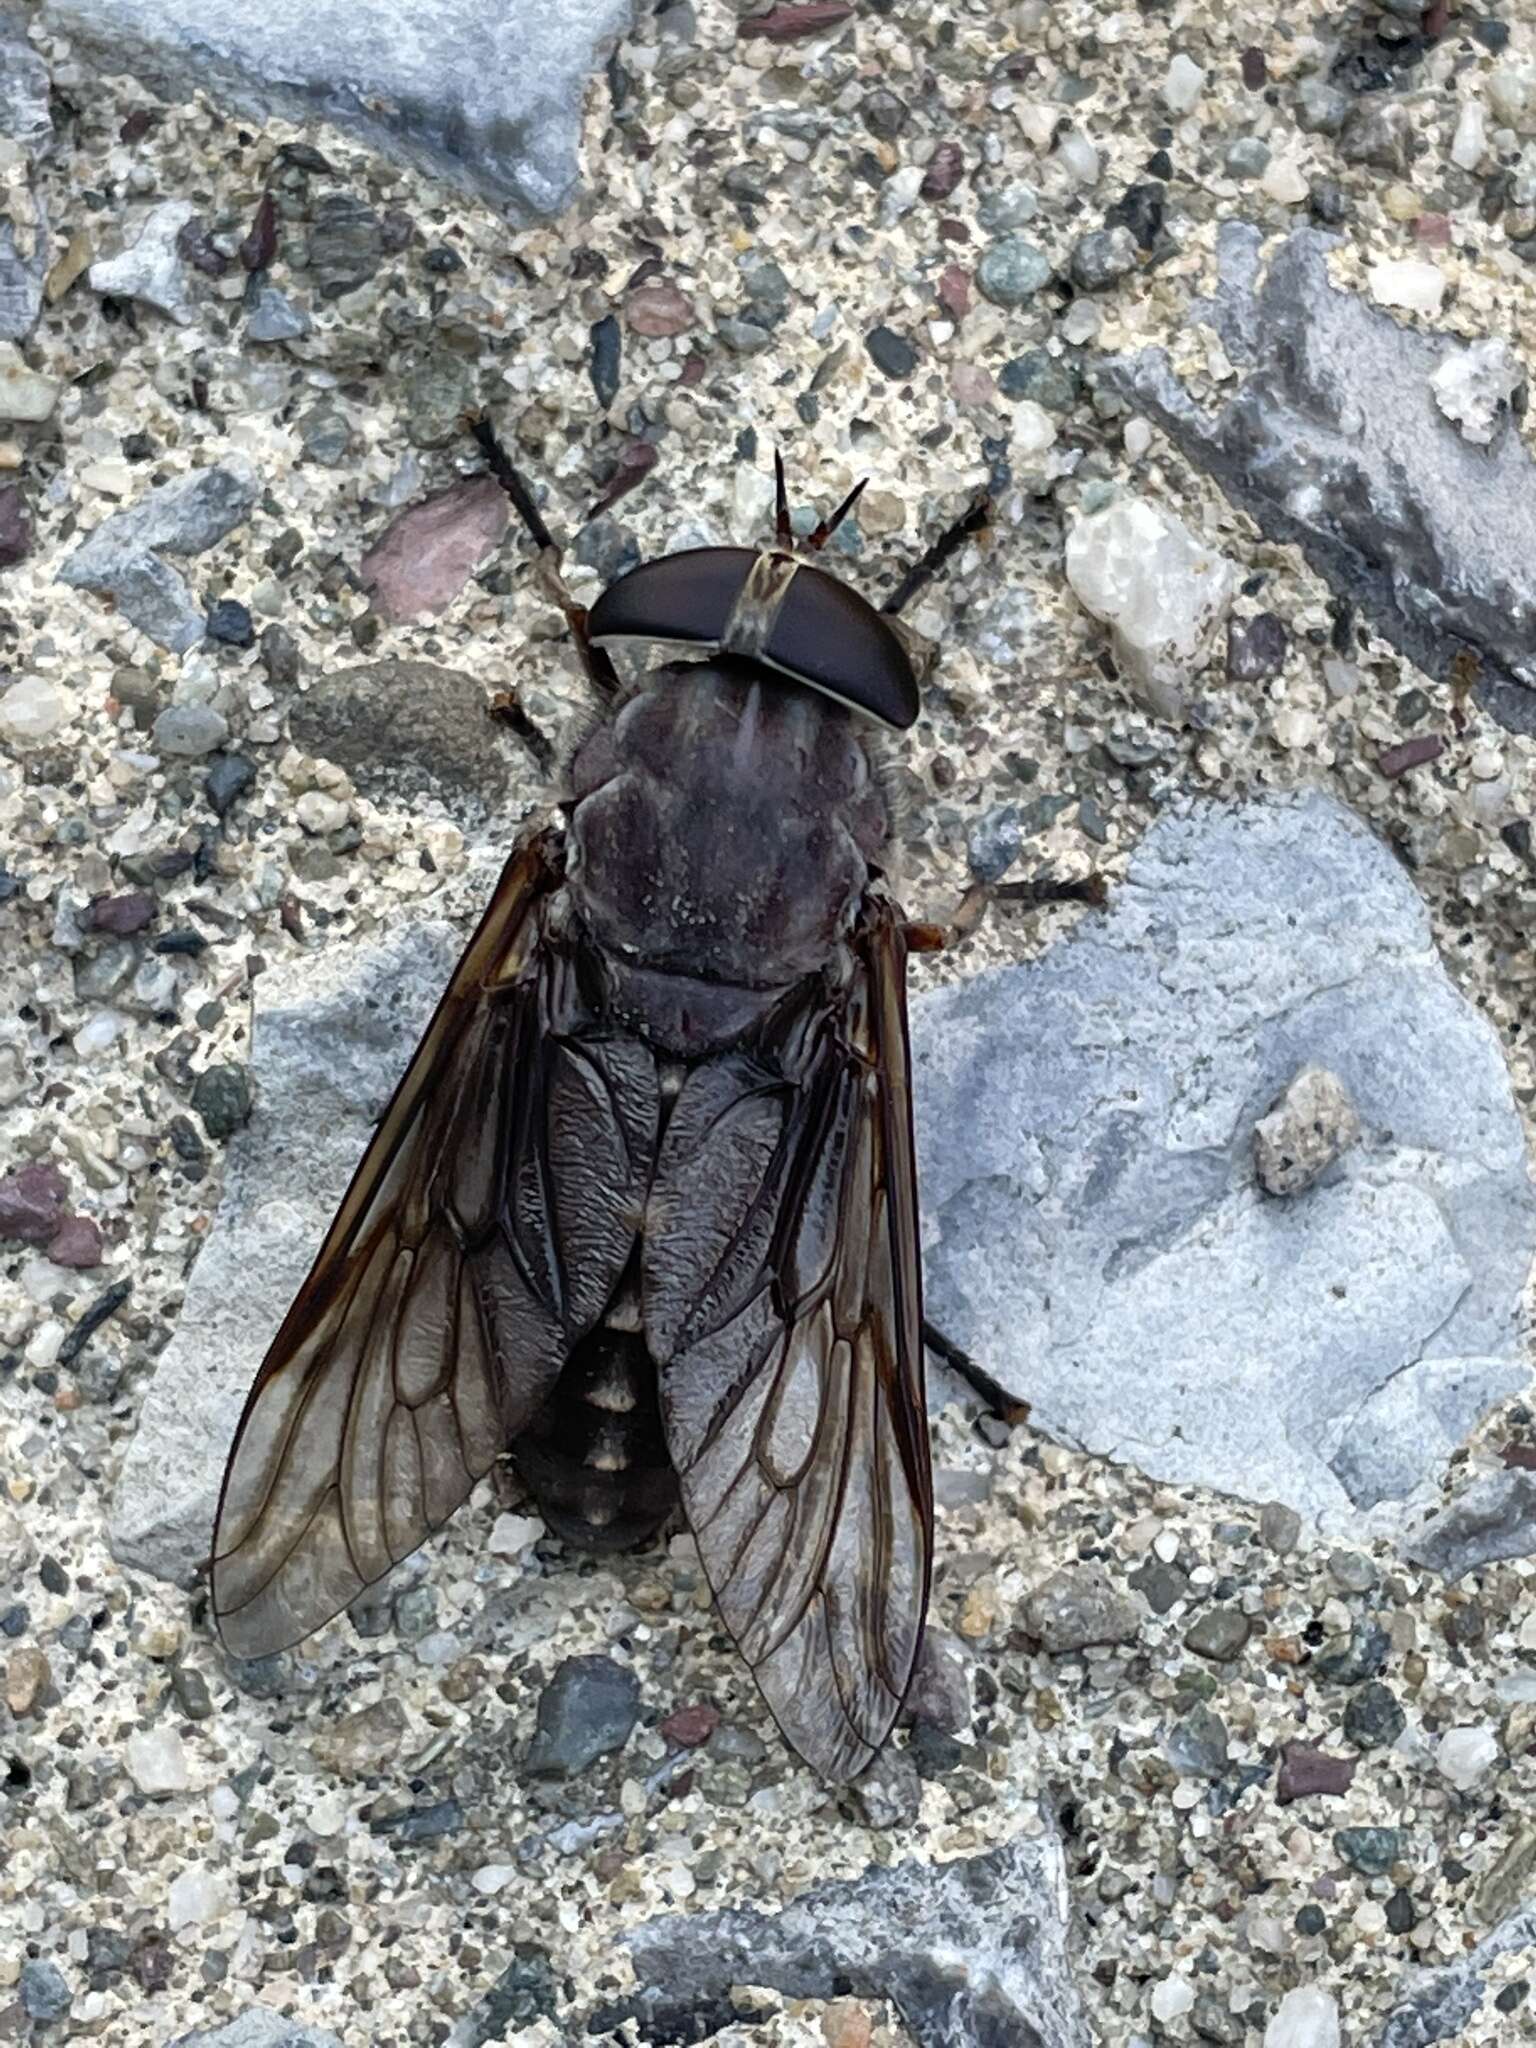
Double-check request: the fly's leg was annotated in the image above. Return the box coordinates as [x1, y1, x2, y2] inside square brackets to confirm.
[465, 410, 621, 704]
[486, 690, 557, 776]
[882, 492, 991, 619]
[905, 872, 1107, 953]
[922, 1320, 1031, 1425]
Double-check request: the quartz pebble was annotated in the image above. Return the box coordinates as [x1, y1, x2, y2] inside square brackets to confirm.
[1065, 495, 1237, 719]
[1431, 337, 1524, 447]
[0, 673, 70, 743]
[125, 1725, 189, 1796]
[1264, 1986, 1340, 2048]
[1368, 260, 1446, 319]
[89, 199, 197, 323]
[1436, 1724, 1498, 1790]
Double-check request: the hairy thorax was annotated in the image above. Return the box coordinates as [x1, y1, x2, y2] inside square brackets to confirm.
[563, 660, 891, 1055]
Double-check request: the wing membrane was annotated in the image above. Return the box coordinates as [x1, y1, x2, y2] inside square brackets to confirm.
[650, 894, 932, 1780]
[210, 825, 569, 1657]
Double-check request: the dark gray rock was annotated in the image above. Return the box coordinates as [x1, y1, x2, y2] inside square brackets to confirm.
[444, 1948, 559, 2048]
[245, 279, 310, 342]
[1166, 1704, 1230, 1780]
[287, 661, 514, 815]
[914, 791, 1536, 1526]
[610, 1820, 1091, 2048]
[192, 1063, 253, 1141]
[525, 1654, 640, 1777]
[1403, 1471, 1536, 1581]
[58, 462, 259, 652]
[1336, 1826, 1404, 1877]
[43, 0, 636, 220]
[306, 193, 383, 299]
[1343, 1682, 1405, 1750]
[1375, 1900, 1536, 2048]
[1097, 225, 1536, 735]
[1315, 1618, 1391, 1686]
[18, 1960, 70, 2023]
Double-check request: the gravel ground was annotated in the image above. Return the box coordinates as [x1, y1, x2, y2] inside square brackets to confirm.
[2, 3, 1535, 2045]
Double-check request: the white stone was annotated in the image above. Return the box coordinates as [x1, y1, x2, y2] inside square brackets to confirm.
[88, 198, 197, 324]
[0, 341, 58, 421]
[1150, 1974, 1194, 2022]
[1064, 494, 1237, 711]
[1011, 399, 1057, 458]
[1431, 337, 1524, 447]
[126, 1726, 189, 1796]
[1450, 98, 1487, 172]
[489, 1511, 544, 1559]
[295, 790, 349, 835]
[167, 1862, 230, 1928]
[73, 1011, 125, 1057]
[0, 675, 70, 744]
[1163, 54, 1205, 115]
[1436, 1723, 1498, 1789]
[1261, 157, 1309, 205]
[1055, 129, 1100, 185]
[1123, 417, 1153, 461]
[471, 1863, 518, 1895]
[1368, 260, 1447, 318]
[1486, 63, 1536, 134]
[1265, 1986, 1340, 2048]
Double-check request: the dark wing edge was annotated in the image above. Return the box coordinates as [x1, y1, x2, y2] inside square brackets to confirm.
[651, 891, 933, 1781]
[209, 821, 566, 1659]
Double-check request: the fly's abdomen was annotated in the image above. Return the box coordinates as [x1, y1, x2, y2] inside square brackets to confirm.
[506, 1326, 677, 1551]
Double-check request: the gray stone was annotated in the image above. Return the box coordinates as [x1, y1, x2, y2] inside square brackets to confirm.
[59, 462, 259, 652]
[845, 1746, 922, 1830]
[1315, 1618, 1390, 1686]
[525, 1654, 640, 1777]
[1260, 1502, 1302, 1554]
[245, 280, 310, 342]
[0, 21, 53, 343]
[613, 1820, 1091, 2048]
[170, 2012, 344, 2048]
[89, 199, 197, 323]
[1184, 1609, 1249, 1662]
[153, 704, 230, 757]
[306, 192, 383, 299]
[1254, 1065, 1362, 1196]
[913, 791, 1536, 1529]
[1166, 1704, 1229, 1780]
[45, 0, 636, 220]
[1403, 1471, 1536, 1581]
[1096, 225, 1536, 735]
[1024, 1562, 1141, 1652]
[1069, 226, 1137, 292]
[976, 235, 1052, 308]
[18, 1960, 70, 2023]
[1336, 1827, 1404, 1878]
[1343, 1681, 1405, 1749]
[1375, 1899, 1536, 2048]
[287, 661, 515, 815]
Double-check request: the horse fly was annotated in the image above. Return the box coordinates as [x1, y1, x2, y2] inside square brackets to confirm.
[210, 422, 1030, 1779]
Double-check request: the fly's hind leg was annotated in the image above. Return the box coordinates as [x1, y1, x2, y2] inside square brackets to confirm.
[922, 1320, 1031, 1426]
[465, 409, 621, 706]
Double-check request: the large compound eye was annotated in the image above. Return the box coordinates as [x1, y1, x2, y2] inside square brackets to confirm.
[765, 563, 919, 728]
[588, 548, 755, 648]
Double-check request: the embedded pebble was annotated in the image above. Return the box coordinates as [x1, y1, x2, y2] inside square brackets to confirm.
[1065, 494, 1237, 716]
[125, 1726, 189, 1796]
[1254, 1066, 1362, 1196]
[0, 673, 70, 743]
[88, 199, 198, 323]
[1431, 337, 1524, 448]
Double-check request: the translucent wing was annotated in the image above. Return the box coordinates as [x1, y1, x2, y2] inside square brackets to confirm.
[211, 824, 574, 1657]
[648, 893, 932, 1781]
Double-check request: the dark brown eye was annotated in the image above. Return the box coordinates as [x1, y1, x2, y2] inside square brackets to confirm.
[588, 548, 755, 649]
[763, 563, 919, 728]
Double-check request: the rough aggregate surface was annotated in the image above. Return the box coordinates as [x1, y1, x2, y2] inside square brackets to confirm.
[2, 3, 1536, 2047]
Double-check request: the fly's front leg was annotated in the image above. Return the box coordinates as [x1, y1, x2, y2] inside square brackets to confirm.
[466, 410, 622, 705]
